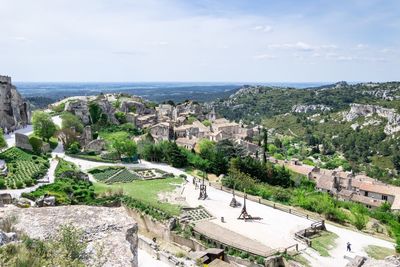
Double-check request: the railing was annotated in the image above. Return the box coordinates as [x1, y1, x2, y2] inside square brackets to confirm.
[294, 220, 326, 247]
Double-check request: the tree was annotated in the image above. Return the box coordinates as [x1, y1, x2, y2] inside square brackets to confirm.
[32, 111, 57, 141]
[393, 152, 400, 172]
[89, 102, 102, 124]
[0, 128, 7, 149]
[61, 113, 84, 133]
[112, 137, 137, 159]
[262, 128, 268, 163]
[198, 139, 216, 161]
[165, 142, 187, 168]
[57, 128, 78, 149]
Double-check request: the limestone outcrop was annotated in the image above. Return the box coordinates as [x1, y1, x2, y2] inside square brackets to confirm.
[2, 205, 138, 267]
[344, 103, 400, 134]
[0, 75, 31, 132]
[65, 99, 91, 124]
[292, 104, 331, 113]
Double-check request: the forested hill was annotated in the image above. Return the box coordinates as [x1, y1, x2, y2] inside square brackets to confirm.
[213, 81, 400, 184]
[214, 82, 400, 123]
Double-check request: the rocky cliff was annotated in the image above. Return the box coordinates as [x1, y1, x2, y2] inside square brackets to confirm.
[0, 75, 30, 132]
[344, 103, 400, 135]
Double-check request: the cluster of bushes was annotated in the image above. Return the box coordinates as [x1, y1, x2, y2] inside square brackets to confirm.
[139, 138, 246, 175]
[120, 195, 174, 221]
[0, 224, 91, 267]
[23, 159, 94, 205]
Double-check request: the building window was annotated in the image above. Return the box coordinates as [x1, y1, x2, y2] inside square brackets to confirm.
[364, 191, 368, 197]
[382, 195, 388, 201]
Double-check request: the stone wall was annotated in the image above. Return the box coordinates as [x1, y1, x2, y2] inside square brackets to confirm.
[15, 133, 33, 151]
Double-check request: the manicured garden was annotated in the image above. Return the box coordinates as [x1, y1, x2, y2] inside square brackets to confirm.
[88, 166, 140, 183]
[0, 147, 49, 189]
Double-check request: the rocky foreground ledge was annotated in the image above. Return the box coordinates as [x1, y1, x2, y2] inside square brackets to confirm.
[1, 205, 138, 267]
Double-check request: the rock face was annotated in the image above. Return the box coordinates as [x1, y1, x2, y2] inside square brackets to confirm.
[292, 104, 331, 113]
[0, 75, 31, 132]
[65, 99, 91, 124]
[2, 205, 138, 267]
[344, 103, 400, 134]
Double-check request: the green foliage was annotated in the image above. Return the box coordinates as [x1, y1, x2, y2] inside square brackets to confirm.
[89, 167, 139, 184]
[51, 102, 65, 113]
[23, 159, 94, 205]
[202, 120, 212, 127]
[29, 136, 43, 154]
[310, 231, 338, 257]
[32, 111, 57, 141]
[0, 224, 87, 266]
[68, 142, 81, 154]
[89, 102, 102, 124]
[61, 112, 84, 133]
[231, 157, 293, 187]
[112, 137, 137, 159]
[0, 147, 48, 189]
[58, 225, 86, 260]
[55, 159, 78, 178]
[0, 179, 5, 189]
[0, 128, 6, 149]
[114, 111, 127, 124]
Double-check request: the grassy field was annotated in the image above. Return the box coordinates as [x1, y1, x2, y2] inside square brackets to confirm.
[98, 131, 130, 148]
[364, 245, 396, 260]
[94, 177, 184, 216]
[310, 231, 338, 257]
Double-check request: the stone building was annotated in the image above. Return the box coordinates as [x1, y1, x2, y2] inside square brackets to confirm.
[150, 122, 171, 142]
[0, 75, 31, 132]
[309, 167, 400, 210]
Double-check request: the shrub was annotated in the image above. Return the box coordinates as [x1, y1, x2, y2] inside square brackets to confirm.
[15, 181, 24, 189]
[0, 179, 5, 189]
[29, 136, 43, 155]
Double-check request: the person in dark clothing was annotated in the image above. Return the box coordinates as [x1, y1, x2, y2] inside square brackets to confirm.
[347, 242, 351, 252]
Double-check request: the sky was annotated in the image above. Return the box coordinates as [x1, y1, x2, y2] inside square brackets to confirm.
[0, 0, 399, 82]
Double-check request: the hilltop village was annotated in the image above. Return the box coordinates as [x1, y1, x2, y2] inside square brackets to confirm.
[52, 93, 261, 156]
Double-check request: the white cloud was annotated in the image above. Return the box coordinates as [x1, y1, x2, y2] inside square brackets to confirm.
[356, 43, 368, 49]
[252, 25, 273, 33]
[254, 54, 277, 60]
[267, 42, 337, 52]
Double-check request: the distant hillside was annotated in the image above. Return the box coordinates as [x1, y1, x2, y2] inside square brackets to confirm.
[214, 82, 400, 123]
[213, 81, 400, 184]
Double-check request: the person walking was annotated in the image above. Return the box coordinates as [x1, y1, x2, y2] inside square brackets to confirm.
[347, 242, 352, 252]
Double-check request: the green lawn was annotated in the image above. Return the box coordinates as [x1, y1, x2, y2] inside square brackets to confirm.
[364, 245, 396, 260]
[310, 231, 338, 257]
[98, 131, 130, 148]
[94, 177, 184, 216]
